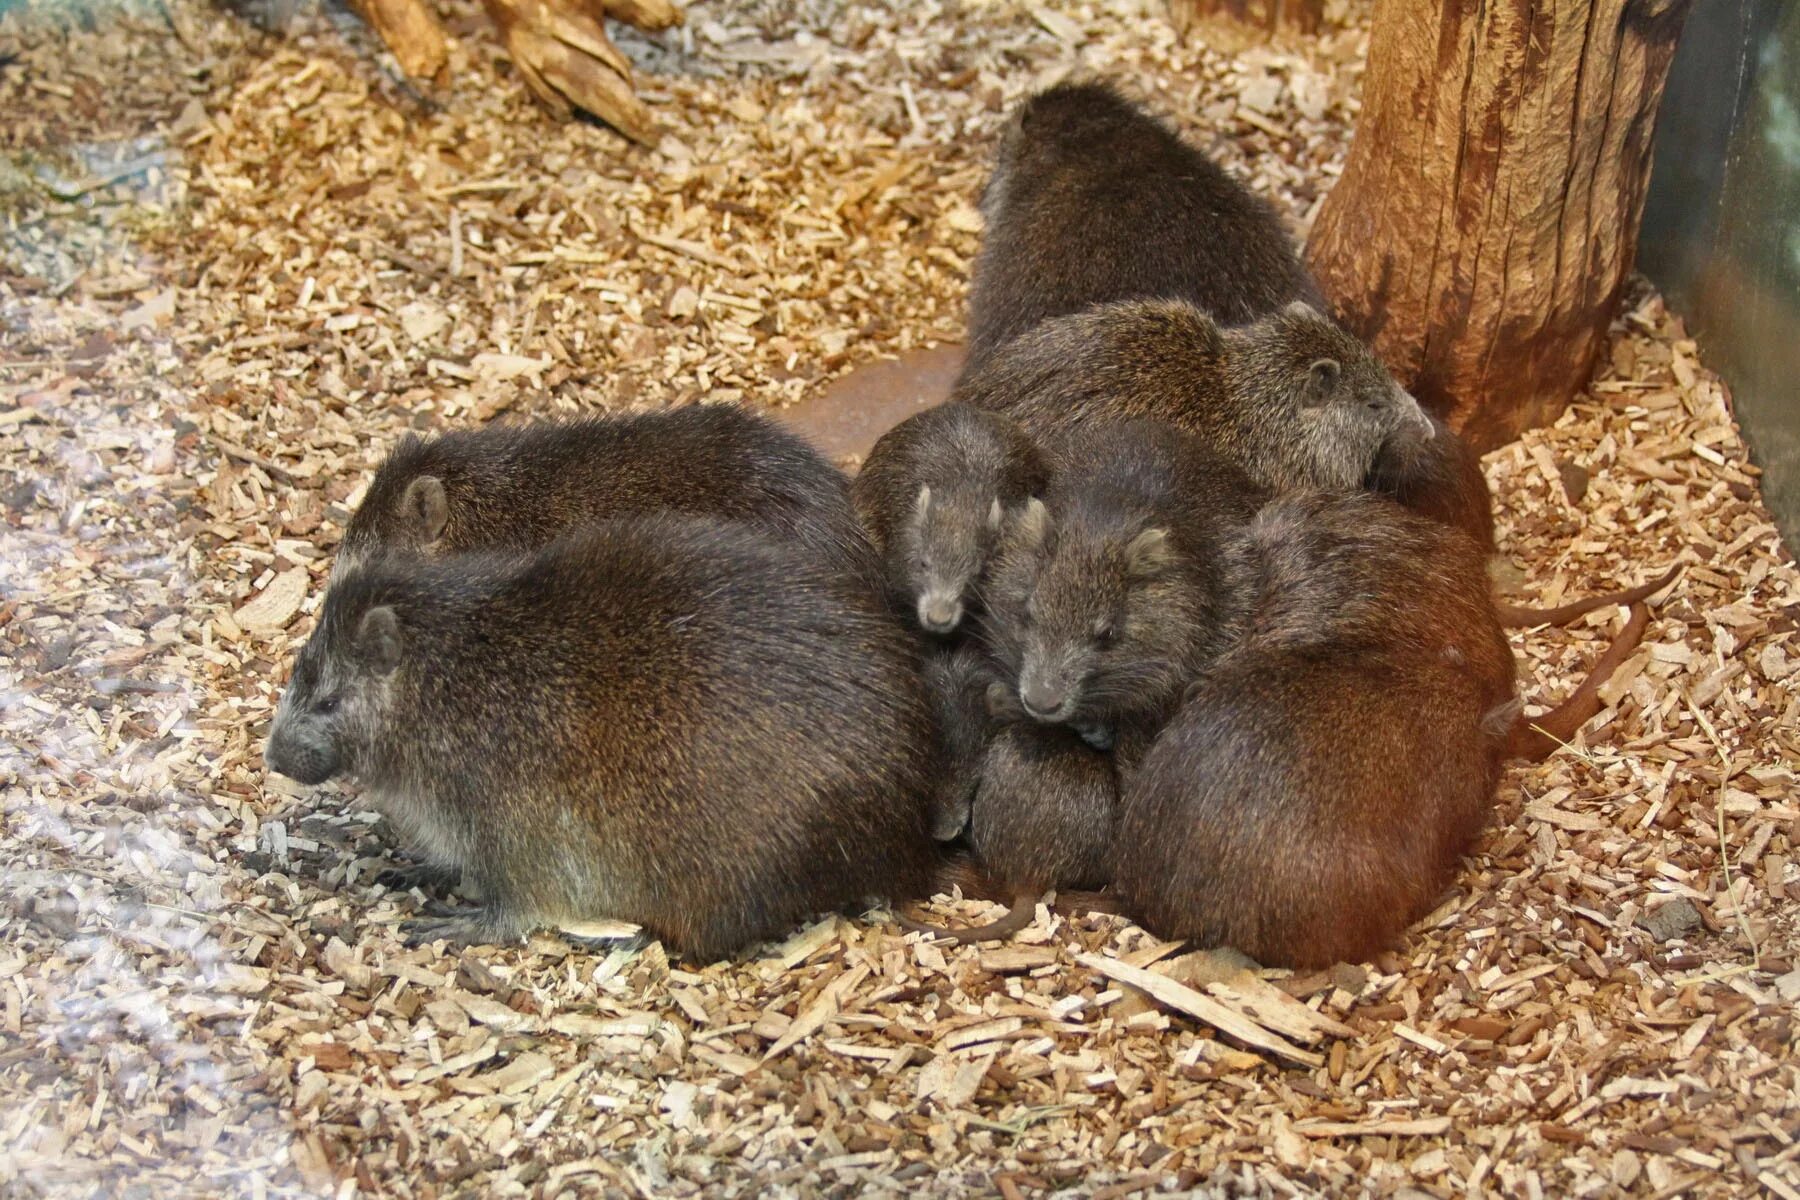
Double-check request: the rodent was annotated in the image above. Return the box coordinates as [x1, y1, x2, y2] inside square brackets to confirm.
[264, 514, 938, 962]
[852, 402, 1047, 634]
[1111, 491, 1518, 968]
[964, 80, 1324, 371]
[963, 80, 1494, 546]
[980, 418, 1266, 745]
[957, 297, 1437, 500]
[919, 641, 1004, 841]
[335, 404, 880, 590]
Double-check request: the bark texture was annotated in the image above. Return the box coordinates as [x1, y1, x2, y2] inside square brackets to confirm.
[350, 0, 448, 78]
[1305, 0, 1694, 451]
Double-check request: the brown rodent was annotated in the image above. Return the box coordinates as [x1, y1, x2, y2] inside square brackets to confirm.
[852, 403, 1047, 634]
[336, 404, 880, 590]
[964, 81, 1494, 547]
[981, 419, 1265, 744]
[965, 80, 1324, 370]
[1112, 491, 1517, 968]
[919, 641, 1004, 841]
[264, 514, 937, 962]
[958, 297, 1436, 501]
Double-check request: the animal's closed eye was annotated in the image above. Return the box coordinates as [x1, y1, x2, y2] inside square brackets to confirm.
[316, 695, 341, 716]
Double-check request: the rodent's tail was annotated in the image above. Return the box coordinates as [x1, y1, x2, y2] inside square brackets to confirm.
[894, 890, 1042, 945]
[1496, 561, 1680, 628]
[1508, 601, 1651, 761]
[895, 854, 1120, 944]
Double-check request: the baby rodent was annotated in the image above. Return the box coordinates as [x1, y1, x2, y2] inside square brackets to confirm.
[965, 80, 1323, 370]
[264, 515, 937, 962]
[958, 297, 1436, 500]
[852, 403, 1047, 634]
[1111, 491, 1517, 968]
[964, 80, 1494, 547]
[336, 404, 879, 589]
[919, 641, 1003, 841]
[981, 419, 1265, 743]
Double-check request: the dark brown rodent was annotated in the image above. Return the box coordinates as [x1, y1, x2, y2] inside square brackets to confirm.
[965, 80, 1323, 370]
[264, 515, 937, 962]
[919, 641, 1004, 841]
[1112, 491, 1517, 968]
[337, 404, 880, 589]
[853, 403, 1047, 634]
[958, 297, 1436, 500]
[981, 419, 1266, 741]
[964, 81, 1493, 547]
[970, 714, 1116, 894]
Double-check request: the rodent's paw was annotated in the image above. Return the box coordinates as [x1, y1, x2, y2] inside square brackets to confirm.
[1075, 723, 1116, 751]
[399, 909, 512, 949]
[374, 860, 461, 894]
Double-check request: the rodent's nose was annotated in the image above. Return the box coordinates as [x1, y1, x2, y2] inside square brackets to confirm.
[1394, 385, 1433, 434]
[917, 592, 964, 634]
[265, 727, 340, 786]
[1019, 674, 1070, 722]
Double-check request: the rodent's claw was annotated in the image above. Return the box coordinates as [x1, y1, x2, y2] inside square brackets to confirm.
[400, 912, 493, 948]
[374, 860, 460, 894]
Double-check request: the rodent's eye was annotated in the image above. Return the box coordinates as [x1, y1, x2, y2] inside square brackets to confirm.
[315, 695, 341, 717]
[1093, 621, 1118, 647]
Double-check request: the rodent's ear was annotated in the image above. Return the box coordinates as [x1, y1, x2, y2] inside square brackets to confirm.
[1303, 358, 1341, 408]
[914, 483, 932, 520]
[1015, 497, 1052, 548]
[987, 498, 1004, 531]
[358, 605, 404, 676]
[400, 476, 449, 546]
[1282, 300, 1321, 322]
[1126, 527, 1173, 577]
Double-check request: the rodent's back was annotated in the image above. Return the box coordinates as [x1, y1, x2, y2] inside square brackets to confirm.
[341, 406, 878, 587]
[1111, 493, 1514, 966]
[967, 82, 1321, 367]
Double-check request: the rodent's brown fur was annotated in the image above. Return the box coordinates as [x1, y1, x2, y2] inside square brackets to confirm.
[958, 298, 1435, 500]
[1113, 492, 1517, 968]
[266, 515, 937, 962]
[337, 404, 879, 590]
[965, 80, 1323, 370]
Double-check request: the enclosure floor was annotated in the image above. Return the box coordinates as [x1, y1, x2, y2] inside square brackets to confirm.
[3, 0, 1798, 1196]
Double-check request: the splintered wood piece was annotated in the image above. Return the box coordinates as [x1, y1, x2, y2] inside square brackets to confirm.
[480, 0, 682, 142]
[351, 0, 448, 78]
[1074, 953, 1323, 1066]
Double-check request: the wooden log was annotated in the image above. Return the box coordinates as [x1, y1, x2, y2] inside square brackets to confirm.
[351, 0, 448, 79]
[1169, 0, 1324, 35]
[1304, 0, 1694, 451]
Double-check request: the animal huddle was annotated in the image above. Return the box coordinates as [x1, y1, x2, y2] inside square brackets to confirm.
[266, 83, 1660, 969]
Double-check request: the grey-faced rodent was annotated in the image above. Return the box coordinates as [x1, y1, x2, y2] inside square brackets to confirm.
[852, 403, 1047, 634]
[336, 404, 880, 590]
[264, 514, 937, 962]
[1111, 491, 1517, 968]
[965, 80, 1324, 370]
[980, 419, 1265, 741]
[958, 297, 1434, 499]
[964, 81, 1494, 547]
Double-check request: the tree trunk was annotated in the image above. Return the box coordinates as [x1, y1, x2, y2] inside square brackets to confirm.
[1304, 0, 1694, 452]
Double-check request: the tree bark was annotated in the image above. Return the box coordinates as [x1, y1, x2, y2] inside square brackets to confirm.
[1304, 0, 1694, 452]
[480, 0, 681, 144]
[351, 0, 448, 78]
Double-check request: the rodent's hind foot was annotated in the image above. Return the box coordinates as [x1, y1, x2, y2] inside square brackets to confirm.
[399, 905, 525, 949]
[374, 859, 461, 894]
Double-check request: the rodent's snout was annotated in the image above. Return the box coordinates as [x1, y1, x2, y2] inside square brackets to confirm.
[1392, 383, 1434, 434]
[917, 591, 965, 635]
[265, 723, 341, 786]
[1019, 665, 1074, 723]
